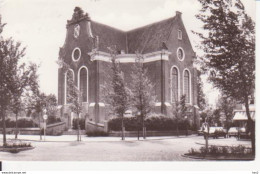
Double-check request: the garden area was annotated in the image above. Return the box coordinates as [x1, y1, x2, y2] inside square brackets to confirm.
[108, 114, 192, 132]
[184, 145, 254, 160]
[0, 139, 34, 153]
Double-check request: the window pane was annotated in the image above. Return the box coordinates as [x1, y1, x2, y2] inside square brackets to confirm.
[172, 67, 178, 102]
[80, 68, 88, 102]
[184, 70, 190, 103]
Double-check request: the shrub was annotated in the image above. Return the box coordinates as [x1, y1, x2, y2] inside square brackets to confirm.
[0, 118, 36, 128]
[108, 117, 139, 131]
[72, 118, 85, 130]
[0, 118, 15, 128]
[5, 142, 32, 148]
[199, 146, 207, 154]
[47, 116, 61, 125]
[208, 146, 220, 155]
[188, 148, 199, 155]
[195, 145, 251, 156]
[86, 131, 109, 137]
[108, 115, 190, 131]
[1, 141, 32, 153]
[17, 118, 36, 128]
[145, 115, 174, 131]
[222, 146, 229, 155]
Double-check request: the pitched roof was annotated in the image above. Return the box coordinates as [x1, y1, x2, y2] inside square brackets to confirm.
[91, 21, 127, 53]
[90, 16, 177, 54]
[126, 17, 176, 54]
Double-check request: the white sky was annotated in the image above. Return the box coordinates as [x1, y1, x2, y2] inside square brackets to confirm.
[0, 0, 256, 107]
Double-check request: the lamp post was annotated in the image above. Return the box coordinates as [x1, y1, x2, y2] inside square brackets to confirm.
[43, 109, 48, 141]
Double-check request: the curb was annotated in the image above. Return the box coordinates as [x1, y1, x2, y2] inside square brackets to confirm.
[3, 135, 198, 143]
[0, 146, 35, 153]
[182, 154, 254, 161]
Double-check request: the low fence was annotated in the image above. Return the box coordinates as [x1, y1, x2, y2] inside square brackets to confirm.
[109, 130, 195, 137]
[0, 122, 66, 136]
[0, 127, 40, 135]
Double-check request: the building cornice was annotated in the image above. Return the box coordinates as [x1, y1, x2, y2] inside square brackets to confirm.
[88, 50, 172, 63]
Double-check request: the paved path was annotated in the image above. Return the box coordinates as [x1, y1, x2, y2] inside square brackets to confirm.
[0, 135, 251, 161]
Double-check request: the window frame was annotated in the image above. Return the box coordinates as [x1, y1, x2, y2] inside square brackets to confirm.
[176, 47, 185, 61]
[170, 66, 180, 103]
[178, 30, 182, 40]
[72, 47, 81, 62]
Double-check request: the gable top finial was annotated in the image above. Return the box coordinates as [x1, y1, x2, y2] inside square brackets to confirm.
[176, 11, 182, 18]
[67, 7, 91, 25]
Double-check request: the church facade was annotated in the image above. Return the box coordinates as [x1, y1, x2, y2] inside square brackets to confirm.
[58, 7, 199, 131]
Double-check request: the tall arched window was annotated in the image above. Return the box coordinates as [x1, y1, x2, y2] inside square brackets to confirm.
[171, 67, 179, 103]
[184, 70, 190, 103]
[65, 69, 74, 104]
[78, 67, 88, 102]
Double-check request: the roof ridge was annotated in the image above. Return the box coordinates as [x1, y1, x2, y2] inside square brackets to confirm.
[91, 20, 126, 33]
[165, 16, 178, 43]
[139, 16, 176, 53]
[91, 16, 176, 33]
[126, 16, 176, 33]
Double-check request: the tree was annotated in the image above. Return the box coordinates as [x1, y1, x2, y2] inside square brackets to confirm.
[200, 106, 214, 154]
[0, 16, 36, 146]
[172, 94, 187, 136]
[59, 59, 82, 141]
[212, 108, 221, 126]
[106, 46, 129, 140]
[44, 94, 58, 122]
[195, 0, 255, 154]
[130, 52, 156, 139]
[67, 70, 82, 141]
[25, 91, 46, 140]
[217, 95, 236, 130]
[197, 70, 206, 111]
[25, 90, 59, 138]
[10, 63, 38, 139]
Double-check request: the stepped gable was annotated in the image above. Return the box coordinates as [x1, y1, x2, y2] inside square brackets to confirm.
[126, 16, 176, 54]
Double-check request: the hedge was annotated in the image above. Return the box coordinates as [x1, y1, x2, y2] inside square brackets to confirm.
[86, 131, 109, 137]
[108, 115, 190, 131]
[47, 116, 61, 125]
[72, 118, 85, 130]
[0, 118, 37, 128]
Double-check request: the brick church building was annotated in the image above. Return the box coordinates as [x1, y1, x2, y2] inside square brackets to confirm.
[58, 7, 199, 131]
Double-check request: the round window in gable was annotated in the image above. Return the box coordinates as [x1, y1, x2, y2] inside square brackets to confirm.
[72, 47, 81, 61]
[177, 47, 185, 61]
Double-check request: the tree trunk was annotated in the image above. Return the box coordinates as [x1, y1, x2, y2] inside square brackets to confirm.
[176, 119, 179, 137]
[185, 120, 188, 136]
[205, 133, 209, 154]
[204, 123, 209, 154]
[137, 116, 140, 140]
[142, 114, 146, 139]
[244, 96, 255, 155]
[77, 114, 80, 141]
[1, 109, 7, 147]
[15, 112, 18, 139]
[137, 129, 139, 140]
[121, 116, 125, 140]
[39, 112, 42, 140]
